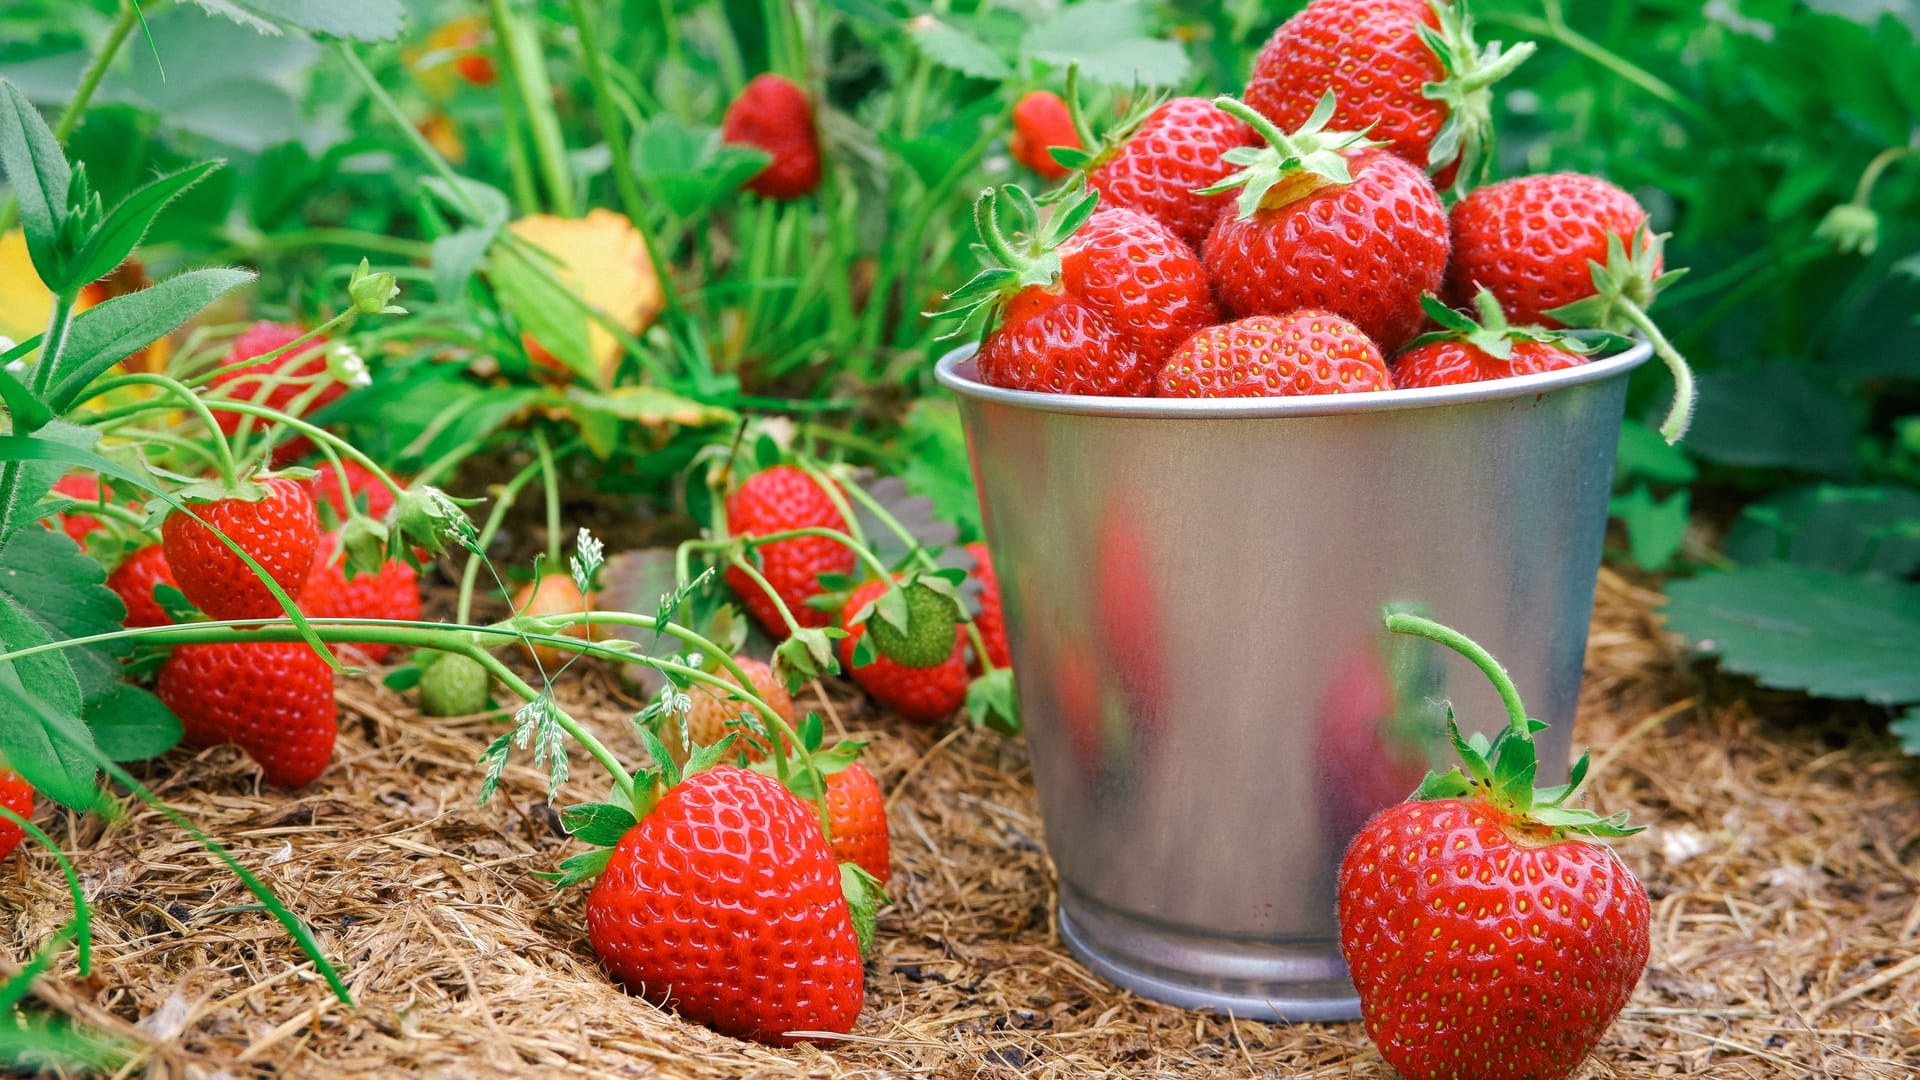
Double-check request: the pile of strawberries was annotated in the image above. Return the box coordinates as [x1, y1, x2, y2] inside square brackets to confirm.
[976, 0, 1693, 443]
[69, 323, 424, 791]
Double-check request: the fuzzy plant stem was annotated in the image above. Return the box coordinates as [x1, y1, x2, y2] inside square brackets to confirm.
[1614, 300, 1696, 444]
[1385, 612, 1529, 736]
[80, 374, 241, 485]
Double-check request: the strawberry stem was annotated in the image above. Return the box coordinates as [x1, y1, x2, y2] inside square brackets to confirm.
[1385, 612, 1527, 736]
[86, 374, 241, 486]
[1615, 298, 1696, 444]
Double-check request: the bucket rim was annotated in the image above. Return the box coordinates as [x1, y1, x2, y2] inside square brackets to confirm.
[934, 338, 1653, 419]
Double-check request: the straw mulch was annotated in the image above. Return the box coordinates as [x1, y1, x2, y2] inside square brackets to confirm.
[4, 566, 1918, 1078]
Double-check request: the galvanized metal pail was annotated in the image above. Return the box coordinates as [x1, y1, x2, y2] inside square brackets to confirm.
[936, 341, 1653, 1022]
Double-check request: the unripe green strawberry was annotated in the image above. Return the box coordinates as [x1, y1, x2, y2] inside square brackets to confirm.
[419, 652, 490, 717]
[864, 579, 961, 670]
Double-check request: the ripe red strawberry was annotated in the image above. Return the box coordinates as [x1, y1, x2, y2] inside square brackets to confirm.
[964, 542, 1010, 671]
[108, 545, 178, 628]
[210, 322, 340, 465]
[723, 466, 856, 637]
[1338, 613, 1651, 1080]
[1444, 172, 1696, 441]
[305, 460, 398, 524]
[824, 761, 889, 885]
[674, 657, 796, 763]
[722, 74, 823, 200]
[1444, 173, 1656, 328]
[954, 188, 1218, 396]
[1156, 311, 1389, 397]
[1394, 290, 1599, 388]
[49, 475, 106, 545]
[1245, 0, 1534, 190]
[586, 764, 863, 1045]
[0, 769, 33, 861]
[161, 476, 319, 621]
[300, 533, 421, 664]
[1086, 96, 1257, 248]
[837, 580, 967, 724]
[1201, 96, 1448, 352]
[1010, 90, 1081, 181]
[156, 641, 338, 788]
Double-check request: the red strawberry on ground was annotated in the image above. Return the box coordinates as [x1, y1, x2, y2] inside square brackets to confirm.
[300, 533, 421, 664]
[964, 542, 1010, 671]
[586, 764, 864, 1045]
[1201, 95, 1448, 353]
[1394, 290, 1602, 388]
[837, 580, 967, 724]
[1338, 613, 1651, 1080]
[157, 641, 339, 788]
[824, 761, 889, 885]
[0, 769, 33, 861]
[723, 465, 856, 637]
[1245, 0, 1534, 190]
[1444, 172, 1695, 440]
[49, 475, 106, 545]
[950, 187, 1218, 397]
[1083, 96, 1258, 248]
[108, 545, 178, 629]
[722, 74, 823, 200]
[305, 460, 398, 524]
[672, 657, 796, 763]
[210, 322, 340, 465]
[161, 476, 319, 621]
[1010, 90, 1080, 181]
[1156, 311, 1390, 397]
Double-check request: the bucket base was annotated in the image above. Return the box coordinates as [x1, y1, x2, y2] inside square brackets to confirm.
[1057, 886, 1361, 1023]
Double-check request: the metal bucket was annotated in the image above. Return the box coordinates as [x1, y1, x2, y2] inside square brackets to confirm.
[935, 341, 1652, 1022]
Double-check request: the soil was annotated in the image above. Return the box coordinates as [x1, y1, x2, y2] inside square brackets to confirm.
[3, 567, 1918, 1078]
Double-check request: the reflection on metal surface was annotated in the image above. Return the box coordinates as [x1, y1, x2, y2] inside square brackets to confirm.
[939, 341, 1652, 1021]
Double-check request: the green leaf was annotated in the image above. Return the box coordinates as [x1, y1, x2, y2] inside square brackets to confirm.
[430, 226, 495, 302]
[0, 523, 129, 703]
[1615, 419, 1697, 486]
[48, 268, 257, 412]
[1891, 706, 1920, 755]
[1722, 484, 1920, 578]
[964, 666, 1021, 736]
[899, 399, 982, 542]
[0, 80, 70, 289]
[489, 245, 593, 383]
[183, 0, 406, 41]
[59, 161, 220, 293]
[421, 176, 510, 229]
[839, 862, 885, 955]
[1608, 483, 1690, 570]
[630, 118, 769, 219]
[2, 420, 96, 543]
[1021, 0, 1190, 87]
[0, 368, 50, 435]
[0, 596, 99, 809]
[561, 802, 637, 846]
[1663, 563, 1920, 705]
[1685, 366, 1862, 477]
[909, 17, 1011, 79]
[84, 683, 183, 762]
[541, 846, 614, 889]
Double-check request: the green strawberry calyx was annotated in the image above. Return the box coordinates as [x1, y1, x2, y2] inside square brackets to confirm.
[1543, 225, 1696, 444]
[1200, 93, 1386, 217]
[1402, 288, 1631, 361]
[931, 184, 1100, 342]
[1385, 612, 1642, 840]
[1044, 63, 1167, 181]
[1417, 0, 1536, 190]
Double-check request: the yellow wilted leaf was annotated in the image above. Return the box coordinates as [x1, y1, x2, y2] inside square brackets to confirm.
[506, 209, 665, 388]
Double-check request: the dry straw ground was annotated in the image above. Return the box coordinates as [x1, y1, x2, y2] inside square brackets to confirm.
[3, 568, 1918, 1078]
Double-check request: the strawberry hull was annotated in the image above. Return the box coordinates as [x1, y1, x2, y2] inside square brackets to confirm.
[934, 340, 1653, 1022]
